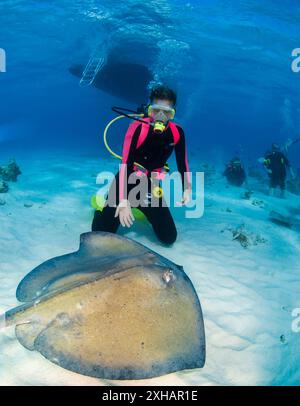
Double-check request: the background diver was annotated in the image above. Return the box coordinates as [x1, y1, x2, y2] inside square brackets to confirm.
[259, 143, 294, 198]
[223, 157, 247, 187]
[92, 85, 191, 245]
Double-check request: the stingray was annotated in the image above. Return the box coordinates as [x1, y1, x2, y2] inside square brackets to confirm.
[1, 232, 205, 380]
[69, 60, 152, 104]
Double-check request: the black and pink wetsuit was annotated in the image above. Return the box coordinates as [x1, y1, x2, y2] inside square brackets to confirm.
[92, 119, 191, 245]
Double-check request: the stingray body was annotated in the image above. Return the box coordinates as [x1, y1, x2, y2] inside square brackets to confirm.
[69, 61, 152, 104]
[3, 232, 205, 380]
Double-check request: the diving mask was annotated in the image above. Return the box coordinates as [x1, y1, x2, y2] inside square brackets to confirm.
[148, 104, 176, 134]
[148, 104, 176, 119]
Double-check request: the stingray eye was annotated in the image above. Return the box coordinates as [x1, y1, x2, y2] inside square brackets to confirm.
[162, 269, 175, 285]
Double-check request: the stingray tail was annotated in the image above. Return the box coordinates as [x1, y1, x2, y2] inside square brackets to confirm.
[0, 310, 34, 332]
[0, 299, 40, 330]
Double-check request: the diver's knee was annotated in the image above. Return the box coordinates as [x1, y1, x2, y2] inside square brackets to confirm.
[158, 229, 177, 245]
[91, 210, 102, 231]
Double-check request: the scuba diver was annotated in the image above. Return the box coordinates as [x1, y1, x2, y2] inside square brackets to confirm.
[223, 157, 247, 187]
[259, 143, 293, 198]
[91, 85, 191, 245]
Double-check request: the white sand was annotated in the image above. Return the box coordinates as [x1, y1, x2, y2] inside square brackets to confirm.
[0, 152, 299, 386]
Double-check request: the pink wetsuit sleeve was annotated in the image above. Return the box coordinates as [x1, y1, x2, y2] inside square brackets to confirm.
[174, 127, 191, 191]
[119, 122, 141, 201]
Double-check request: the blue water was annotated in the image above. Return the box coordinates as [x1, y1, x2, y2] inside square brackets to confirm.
[1, 0, 300, 386]
[1, 0, 300, 166]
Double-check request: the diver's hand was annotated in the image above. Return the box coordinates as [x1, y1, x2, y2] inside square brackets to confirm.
[115, 199, 135, 228]
[176, 188, 191, 207]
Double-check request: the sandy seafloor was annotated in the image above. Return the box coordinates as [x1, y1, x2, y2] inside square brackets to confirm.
[0, 151, 300, 386]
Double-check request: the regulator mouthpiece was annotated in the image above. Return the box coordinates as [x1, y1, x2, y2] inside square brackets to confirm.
[153, 121, 166, 134]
